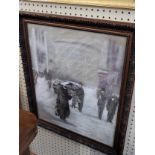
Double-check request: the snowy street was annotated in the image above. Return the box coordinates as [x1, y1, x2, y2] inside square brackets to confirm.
[35, 76, 117, 147]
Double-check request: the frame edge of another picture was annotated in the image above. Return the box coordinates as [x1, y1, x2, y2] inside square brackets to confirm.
[19, 12, 135, 155]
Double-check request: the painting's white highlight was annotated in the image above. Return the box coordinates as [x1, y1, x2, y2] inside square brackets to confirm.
[30, 28, 39, 72]
[62, 81, 82, 87]
[44, 31, 49, 73]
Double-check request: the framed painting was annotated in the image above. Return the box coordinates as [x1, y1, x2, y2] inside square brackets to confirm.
[19, 13, 135, 155]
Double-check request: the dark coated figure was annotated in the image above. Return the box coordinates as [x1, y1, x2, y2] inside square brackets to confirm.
[44, 69, 53, 89]
[53, 80, 72, 120]
[65, 82, 84, 112]
[97, 88, 107, 120]
[106, 96, 119, 123]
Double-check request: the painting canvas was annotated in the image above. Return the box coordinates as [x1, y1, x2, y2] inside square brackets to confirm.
[27, 23, 127, 147]
[19, 12, 135, 154]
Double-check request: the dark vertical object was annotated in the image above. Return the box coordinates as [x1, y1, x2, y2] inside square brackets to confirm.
[19, 110, 37, 155]
[19, 15, 38, 116]
[53, 83, 71, 120]
[97, 88, 106, 120]
[106, 96, 119, 122]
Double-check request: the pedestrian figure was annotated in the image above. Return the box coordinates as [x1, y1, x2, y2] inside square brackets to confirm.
[44, 69, 52, 89]
[97, 88, 107, 120]
[65, 82, 84, 112]
[53, 80, 72, 120]
[106, 96, 118, 123]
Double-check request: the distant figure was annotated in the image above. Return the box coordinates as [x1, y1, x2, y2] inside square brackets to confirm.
[53, 80, 72, 120]
[106, 96, 118, 123]
[65, 82, 84, 112]
[44, 69, 53, 89]
[97, 88, 107, 120]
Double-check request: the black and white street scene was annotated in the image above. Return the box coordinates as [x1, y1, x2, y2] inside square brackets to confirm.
[28, 24, 127, 147]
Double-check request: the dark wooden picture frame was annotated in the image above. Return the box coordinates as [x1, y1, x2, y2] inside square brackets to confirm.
[19, 12, 135, 155]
